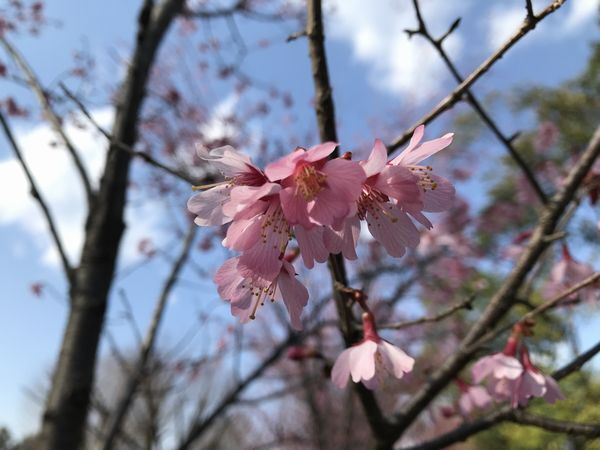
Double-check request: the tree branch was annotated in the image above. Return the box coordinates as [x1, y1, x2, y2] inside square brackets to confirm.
[100, 224, 196, 450]
[384, 124, 600, 447]
[176, 332, 297, 450]
[387, 0, 567, 153]
[306, 0, 394, 445]
[508, 410, 600, 437]
[59, 83, 202, 185]
[402, 340, 600, 449]
[0, 111, 74, 282]
[379, 296, 475, 330]
[38, 1, 186, 449]
[473, 272, 600, 349]
[0, 37, 96, 207]
[406, 0, 548, 205]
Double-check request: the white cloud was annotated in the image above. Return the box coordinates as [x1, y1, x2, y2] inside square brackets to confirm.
[0, 109, 170, 269]
[328, 0, 468, 102]
[487, 0, 599, 51]
[199, 93, 239, 142]
[564, 0, 599, 30]
[487, 6, 523, 50]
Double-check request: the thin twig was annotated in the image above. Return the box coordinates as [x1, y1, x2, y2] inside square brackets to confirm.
[380, 296, 475, 330]
[406, 0, 548, 205]
[0, 111, 74, 282]
[508, 410, 600, 437]
[472, 272, 600, 350]
[525, 0, 536, 21]
[59, 84, 201, 185]
[175, 332, 298, 450]
[387, 0, 567, 153]
[0, 37, 95, 207]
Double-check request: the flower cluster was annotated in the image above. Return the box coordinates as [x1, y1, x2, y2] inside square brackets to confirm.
[471, 324, 564, 408]
[187, 126, 454, 329]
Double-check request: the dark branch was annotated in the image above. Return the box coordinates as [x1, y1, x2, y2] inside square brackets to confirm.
[0, 111, 74, 282]
[306, 0, 394, 445]
[59, 83, 202, 185]
[509, 410, 600, 437]
[402, 340, 600, 449]
[379, 296, 474, 330]
[387, 0, 567, 154]
[385, 124, 600, 445]
[0, 37, 96, 207]
[406, 0, 548, 205]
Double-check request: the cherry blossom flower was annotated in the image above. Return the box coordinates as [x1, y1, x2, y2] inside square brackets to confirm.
[390, 125, 455, 226]
[187, 145, 268, 226]
[491, 345, 564, 407]
[356, 139, 421, 257]
[455, 378, 492, 416]
[214, 254, 308, 330]
[471, 334, 523, 397]
[543, 245, 598, 304]
[221, 183, 292, 278]
[331, 312, 414, 389]
[264, 143, 365, 229]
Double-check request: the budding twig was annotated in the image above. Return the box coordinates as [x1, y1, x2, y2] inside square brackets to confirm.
[59, 83, 204, 186]
[379, 295, 475, 330]
[405, 0, 548, 205]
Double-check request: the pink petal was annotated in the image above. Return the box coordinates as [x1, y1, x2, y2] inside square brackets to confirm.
[231, 302, 253, 324]
[361, 139, 388, 178]
[280, 186, 312, 228]
[238, 238, 283, 280]
[422, 175, 455, 212]
[349, 340, 378, 383]
[458, 393, 475, 416]
[323, 215, 360, 260]
[222, 217, 262, 251]
[322, 158, 366, 202]
[294, 225, 329, 269]
[196, 144, 255, 177]
[307, 188, 351, 227]
[214, 257, 244, 300]
[264, 148, 306, 181]
[374, 165, 420, 203]
[278, 260, 309, 330]
[304, 142, 338, 162]
[520, 370, 546, 398]
[187, 184, 232, 226]
[407, 125, 425, 152]
[223, 183, 280, 219]
[471, 356, 494, 383]
[470, 385, 492, 408]
[542, 376, 565, 403]
[362, 375, 380, 390]
[404, 205, 433, 229]
[378, 341, 414, 378]
[393, 132, 454, 166]
[492, 354, 523, 380]
[331, 348, 353, 388]
[366, 207, 420, 257]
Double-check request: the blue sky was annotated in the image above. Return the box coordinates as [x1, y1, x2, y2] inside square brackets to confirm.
[1, 0, 599, 440]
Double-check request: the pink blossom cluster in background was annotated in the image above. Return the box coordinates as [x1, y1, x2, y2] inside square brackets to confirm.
[187, 125, 455, 329]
